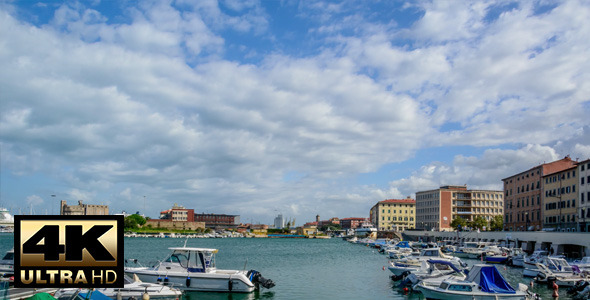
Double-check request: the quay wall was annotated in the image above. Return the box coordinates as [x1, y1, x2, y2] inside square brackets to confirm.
[403, 230, 590, 257]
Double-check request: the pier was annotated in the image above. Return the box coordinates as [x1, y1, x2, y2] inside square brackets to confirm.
[403, 230, 590, 258]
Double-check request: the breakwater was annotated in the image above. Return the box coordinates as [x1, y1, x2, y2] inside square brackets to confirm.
[403, 230, 590, 257]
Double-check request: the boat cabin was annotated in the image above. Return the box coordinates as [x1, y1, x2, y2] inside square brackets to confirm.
[438, 281, 477, 292]
[159, 247, 217, 273]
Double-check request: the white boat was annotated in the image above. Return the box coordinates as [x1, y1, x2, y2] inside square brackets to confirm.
[451, 242, 487, 259]
[572, 257, 590, 272]
[54, 275, 183, 299]
[388, 248, 467, 276]
[415, 265, 536, 300]
[124, 247, 275, 293]
[0, 208, 13, 228]
[522, 250, 549, 277]
[533, 258, 589, 287]
[392, 259, 467, 288]
[354, 222, 377, 237]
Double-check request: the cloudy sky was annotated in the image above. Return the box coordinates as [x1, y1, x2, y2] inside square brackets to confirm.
[1, 0, 589, 225]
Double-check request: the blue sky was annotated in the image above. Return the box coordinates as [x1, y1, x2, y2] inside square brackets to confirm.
[1, 0, 589, 225]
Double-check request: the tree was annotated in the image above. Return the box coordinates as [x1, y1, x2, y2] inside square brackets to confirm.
[471, 216, 488, 231]
[124, 214, 147, 230]
[450, 217, 467, 231]
[490, 215, 504, 231]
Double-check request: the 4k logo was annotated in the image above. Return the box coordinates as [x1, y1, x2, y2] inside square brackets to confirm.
[15, 215, 123, 288]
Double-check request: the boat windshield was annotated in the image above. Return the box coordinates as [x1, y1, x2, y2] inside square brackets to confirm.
[2, 252, 13, 260]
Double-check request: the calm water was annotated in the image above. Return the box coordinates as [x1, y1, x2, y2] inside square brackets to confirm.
[0, 234, 558, 299]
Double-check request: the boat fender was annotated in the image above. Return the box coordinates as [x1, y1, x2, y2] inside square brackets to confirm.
[142, 290, 150, 300]
[164, 277, 169, 285]
[186, 277, 191, 287]
[228, 279, 233, 292]
[157, 277, 162, 283]
[536, 272, 547, 280]
[116, 290, 122, 300]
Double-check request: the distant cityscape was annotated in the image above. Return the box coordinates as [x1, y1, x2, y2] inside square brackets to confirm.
[2, 156, 588, 236]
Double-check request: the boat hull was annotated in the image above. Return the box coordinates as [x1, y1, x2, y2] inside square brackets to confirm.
[125, 269, 255, 293]
[417, 286, 528, 300]
[485, 256, 509, 264]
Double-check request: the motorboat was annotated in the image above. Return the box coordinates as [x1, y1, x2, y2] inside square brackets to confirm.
[533, 258, 590, 287]
[450, 242, 487, 259]
[393, 259, 467, 289]
[124, 246, 275, 293]
[506, 248, 526, 267]
[415, 264, 537, 300]
[522, 250, 549, 277]
[567, 280, 590, 299]
[572, 256, 590, 272]
[388, 248, 467, 275]
[0, 248, 13, 275]
[54, 274, 183, 299]
[524, 255, 574, 278]
[354, 222, 377, 237]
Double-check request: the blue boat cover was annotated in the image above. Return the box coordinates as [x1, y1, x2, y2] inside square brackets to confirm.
[396, 241, 411, 248]
[479, 266, 516, 294]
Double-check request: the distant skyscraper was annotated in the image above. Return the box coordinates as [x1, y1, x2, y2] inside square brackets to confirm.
[274, 214, 284, 229]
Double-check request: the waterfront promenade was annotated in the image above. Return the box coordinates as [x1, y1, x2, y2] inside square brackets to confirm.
[403, 230, 590, 257]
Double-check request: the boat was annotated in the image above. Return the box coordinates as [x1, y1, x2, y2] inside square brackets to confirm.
[450, 242, 487, 259]
[522, 250, 549, 277]
[533, 258, 590, 287]
[0, 208, 13, 228]
[354, 222, 377, 238]
[393, 259, 467, 289]
[388, 248, 467, 276]
[572, 257, 590, 272]
[54, 275, 183, 299]
[415, 264, 537, 300]
[124, 246, 275, 293]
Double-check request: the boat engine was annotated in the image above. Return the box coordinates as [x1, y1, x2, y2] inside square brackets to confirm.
[247, 270, 275, 289]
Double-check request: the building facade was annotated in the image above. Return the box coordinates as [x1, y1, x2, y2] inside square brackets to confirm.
[159, 204, 194, 222]
[60, 200, 109, 215]
[416, 186, 503, 231]
[339, 217, 367, 229]
[370, 198, 415, 231]
[543, 166, 578, 231]
[503, 156, 577, 231]
[194, 213, 240, 229]
[274, 214, 284, 229]
[579, 159, 590, 232]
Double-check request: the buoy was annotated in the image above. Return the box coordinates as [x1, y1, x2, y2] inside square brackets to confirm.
[403, 287, 409, 293]
[382, 266, 385, 271]
[552, 281, 559, 298]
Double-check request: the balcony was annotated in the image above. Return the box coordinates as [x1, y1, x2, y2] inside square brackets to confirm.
[456, 211, 473, 215]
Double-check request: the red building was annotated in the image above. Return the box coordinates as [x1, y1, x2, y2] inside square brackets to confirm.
[194, 213, 240, 229]
[339, 217, 368, 229]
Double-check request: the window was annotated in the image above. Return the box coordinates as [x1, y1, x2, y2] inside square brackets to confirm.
[583, 177, 586, 185]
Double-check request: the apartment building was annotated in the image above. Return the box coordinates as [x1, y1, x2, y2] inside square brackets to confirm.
[543, 166, 578, 231]
[578, 159, 590, 232]
[502, 156, 577, 231]
[369, 198, 415, 231]
[416, 186, 503, 231]
[339, 217, 367, 229]
[194, 213, 240, 229]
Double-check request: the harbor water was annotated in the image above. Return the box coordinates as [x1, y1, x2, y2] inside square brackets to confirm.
[0, 234, 559, 299]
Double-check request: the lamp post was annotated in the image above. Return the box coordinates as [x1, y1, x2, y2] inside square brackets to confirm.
[525, 212, 529, 231]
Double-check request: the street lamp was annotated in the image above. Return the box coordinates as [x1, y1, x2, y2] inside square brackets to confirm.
[525, 212, 529, 231]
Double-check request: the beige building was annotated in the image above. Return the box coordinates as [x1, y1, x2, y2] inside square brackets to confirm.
[145, 219, 205, 231]
[416, 186, 503, 231]
[60, 200, 109, 215]
[578, 159, 590, 232]
[370, 198, 415, 231]
[543, 165, 578, 231]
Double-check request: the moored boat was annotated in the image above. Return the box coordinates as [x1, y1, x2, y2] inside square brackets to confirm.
[415, 264, 537, 300]
[54, 275, 183, 299]
[124, 247, 275, 293]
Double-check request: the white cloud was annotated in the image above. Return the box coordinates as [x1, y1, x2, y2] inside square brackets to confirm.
[1, 1, 589, 224]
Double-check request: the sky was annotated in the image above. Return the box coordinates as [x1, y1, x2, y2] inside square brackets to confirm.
[1, 0, 589, 225]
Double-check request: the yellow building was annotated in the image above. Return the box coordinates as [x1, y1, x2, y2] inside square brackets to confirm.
[370, 197, 415, 231]
[543, 166, 578, 231]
